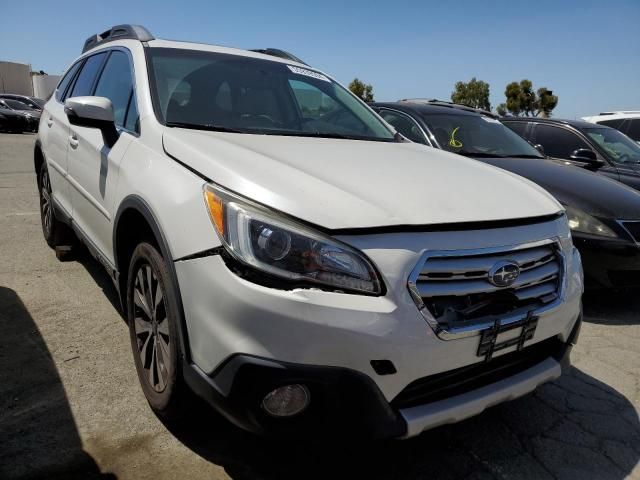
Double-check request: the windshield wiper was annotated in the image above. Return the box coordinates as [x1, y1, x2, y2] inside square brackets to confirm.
[267, 131, 394, 142]
[505, 154, 545, 159]
[165, 121, 244, 133]
[455, 151, 508, 158]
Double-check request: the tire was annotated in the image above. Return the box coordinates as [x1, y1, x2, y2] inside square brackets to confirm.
[38, 163, 67, 248]
[127, 242, 188, 418]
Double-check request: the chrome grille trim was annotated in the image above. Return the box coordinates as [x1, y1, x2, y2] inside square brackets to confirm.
[408, 238, 566, 340]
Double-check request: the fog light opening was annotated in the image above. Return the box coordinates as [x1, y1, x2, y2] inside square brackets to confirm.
[261, 384, 310, 417]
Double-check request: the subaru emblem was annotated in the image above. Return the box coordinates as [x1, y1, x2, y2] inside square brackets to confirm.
[489, 260, 521, 287]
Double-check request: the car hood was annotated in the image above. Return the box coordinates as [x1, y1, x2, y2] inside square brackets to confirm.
[162, 129, 562, 230]
[478, 157, 640, 220]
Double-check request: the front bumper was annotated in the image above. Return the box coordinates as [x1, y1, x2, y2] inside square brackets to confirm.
[183, 316, 580, 439]
[573, 233, 640, 288]
[174, 219, 583, 438]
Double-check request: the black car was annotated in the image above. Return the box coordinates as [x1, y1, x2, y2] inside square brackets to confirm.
[371, 100, 640, 289]
[0, 94, 45, 111]
[0, 99, 40, 132]
[0, 108, 30, 133]
[502, 117, 640, 191]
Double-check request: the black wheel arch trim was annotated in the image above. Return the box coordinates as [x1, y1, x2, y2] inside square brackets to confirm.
[113, 194, 193, 363]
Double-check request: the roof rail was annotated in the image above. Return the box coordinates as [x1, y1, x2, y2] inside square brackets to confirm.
[598, 111, 640, 115]
[250, 48, 307, 65]
[400, 98, 498, 118]
[82, 24, 154, 53]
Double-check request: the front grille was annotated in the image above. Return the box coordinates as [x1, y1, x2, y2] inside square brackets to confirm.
[410, 242, 563, 331]
[622, 221, 640, 243]
[391, 336, 563, 409]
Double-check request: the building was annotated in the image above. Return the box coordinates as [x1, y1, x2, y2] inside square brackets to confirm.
[0, 61, 60, 99]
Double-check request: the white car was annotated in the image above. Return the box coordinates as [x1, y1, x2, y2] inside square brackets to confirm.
[582, 111, 640, 143]
[35, 25, 583, 439]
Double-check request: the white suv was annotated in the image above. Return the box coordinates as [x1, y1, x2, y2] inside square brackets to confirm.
[582, 111, 640, 143]
[35, 25, 583, 438]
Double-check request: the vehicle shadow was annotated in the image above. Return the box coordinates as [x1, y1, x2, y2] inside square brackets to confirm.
[162, 364, 640, 480]
[69, 250, 640, 479]
[0, 287, 116, 480]
[67, 245, 126, 322]
[583, 289, 640, 325]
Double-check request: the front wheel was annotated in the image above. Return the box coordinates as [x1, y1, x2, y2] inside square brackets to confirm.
[38, 164, 67, 248]
[127, 242, 188, 418]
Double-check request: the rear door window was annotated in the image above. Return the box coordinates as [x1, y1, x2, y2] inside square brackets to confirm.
[55, 61, 82, 102]
[68, 52, 107, 98]
[532, 124, 590, 159]
[503, 121, 529, 139]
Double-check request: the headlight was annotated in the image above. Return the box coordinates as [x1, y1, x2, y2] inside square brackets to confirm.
[564, 205, 618, 238]
[203, 184, 382, 295]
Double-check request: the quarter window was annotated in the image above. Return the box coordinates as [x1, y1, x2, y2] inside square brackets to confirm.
[94, 51, 136, 128]
[124, 92, 139, 132]
[68, 52, 107, 99]
[598, 118, 625, 130]
[533, 124, 590, 159]
[378, 109, 427, 144]
[626, 119, 640, 142]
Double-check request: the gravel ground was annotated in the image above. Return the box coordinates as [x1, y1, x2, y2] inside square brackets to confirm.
[1, 133, 639, 480]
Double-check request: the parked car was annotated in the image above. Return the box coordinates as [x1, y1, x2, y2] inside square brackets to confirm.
[501, 117, 640, 191]
[0, 109, 30, 133]
[0, 99, 40, 132]
[371, 100, 640, 289]
[36, 24, 582, 439]
[582, 111, 640, 143]
[0, 94, 45, 111]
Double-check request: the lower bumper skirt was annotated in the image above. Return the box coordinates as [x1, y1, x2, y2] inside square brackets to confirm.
[400, 356, 560, 437]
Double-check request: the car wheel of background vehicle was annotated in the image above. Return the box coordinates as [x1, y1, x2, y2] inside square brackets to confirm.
[127, 242, 188, 418]
[38, 164, 68, 248]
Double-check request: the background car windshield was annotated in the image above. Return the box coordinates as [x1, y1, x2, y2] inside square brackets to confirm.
[3, 99, 34, 110]
[583, 127, 640, 164]
[421, 113, 543, 157]
[148, 48, 394, 140]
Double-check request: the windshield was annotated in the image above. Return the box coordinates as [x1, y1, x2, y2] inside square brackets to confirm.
[420, 113, 544, 158]
[147, 47, 395, 141]
[583, 127, 640, 164]
[3, 99, 35, 111]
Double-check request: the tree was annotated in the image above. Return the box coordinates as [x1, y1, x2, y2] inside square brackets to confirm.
[450, 77, 491, 111]
[496, 79, 558, 117]
[348, 78, 374, 102]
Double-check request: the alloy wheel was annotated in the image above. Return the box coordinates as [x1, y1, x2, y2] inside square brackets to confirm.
[40, 170, 52, 236]
[133, 263, 171, 392]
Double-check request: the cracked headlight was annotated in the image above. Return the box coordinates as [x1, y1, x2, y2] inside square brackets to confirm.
[203, 184, 382, 295]
[565, 205, 617, 238]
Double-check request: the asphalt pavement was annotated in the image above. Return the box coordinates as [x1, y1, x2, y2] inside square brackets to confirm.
[1, 133, 639, 480]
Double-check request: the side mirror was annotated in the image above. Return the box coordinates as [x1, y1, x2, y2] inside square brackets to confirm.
[569, 148, 603, 169]
[64, 96, 119, 148]
[534, 144, 545, 156]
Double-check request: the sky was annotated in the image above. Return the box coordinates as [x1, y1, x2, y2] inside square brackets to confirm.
[1, 0, 639, 119]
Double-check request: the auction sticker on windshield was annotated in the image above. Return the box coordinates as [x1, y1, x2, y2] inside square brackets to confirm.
[287, 65, 330, 82]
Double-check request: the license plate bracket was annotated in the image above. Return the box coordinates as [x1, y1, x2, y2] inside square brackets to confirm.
[477, 311, 538, 362]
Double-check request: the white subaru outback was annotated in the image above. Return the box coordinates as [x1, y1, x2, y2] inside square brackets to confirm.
[35, 25, 583, 439]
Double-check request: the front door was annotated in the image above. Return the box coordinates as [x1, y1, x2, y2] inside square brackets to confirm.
[66, 49, 138, 265]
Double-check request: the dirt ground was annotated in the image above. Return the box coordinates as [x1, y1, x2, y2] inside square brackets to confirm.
[1, 133, 639, 479]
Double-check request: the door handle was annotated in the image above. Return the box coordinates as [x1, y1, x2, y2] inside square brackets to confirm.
[69, 135, 79, 149]
[47, 117, 53, 128]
